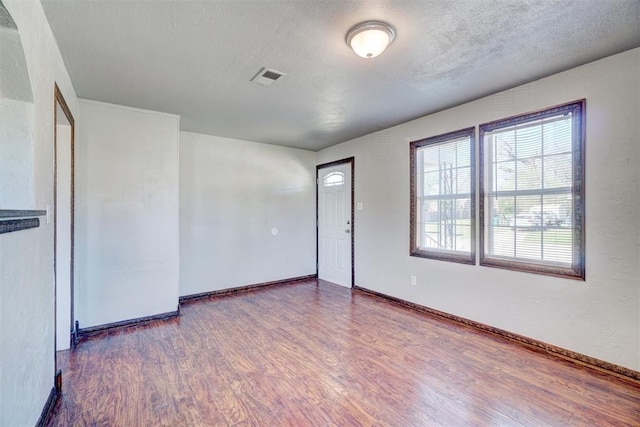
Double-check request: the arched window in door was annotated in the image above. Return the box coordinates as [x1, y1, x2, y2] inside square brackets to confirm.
[323, 171, 345, 187]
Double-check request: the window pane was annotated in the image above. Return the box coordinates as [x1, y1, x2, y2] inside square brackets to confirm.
[541, 227, 572, 263]
[491, 225, 515, 258]
[543, 154, 572, 189]
[547, 194, 573, 229]
[492, 195, 516, 227]
[424, 171, 441, 196]
[455, 198, 472, 252]
[516, 124, 542, 158]
[423, 149, 440, 172]
[456, 167, 470, 193]
[425, 198, 468, 251]
[457, 140, 471, 167]
[495, 161, 515, 191]
[439, 142, 457, 165]
[543, 118, 572, 155]
[494, 132, 516, 162]
[516, 158, 542, 190]
[486, 195, 510, 256]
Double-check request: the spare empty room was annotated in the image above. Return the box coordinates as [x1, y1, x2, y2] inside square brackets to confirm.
[1, 0, 639, 425]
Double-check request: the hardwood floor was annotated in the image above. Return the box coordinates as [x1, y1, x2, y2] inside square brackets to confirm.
[48, 279, 640, 426]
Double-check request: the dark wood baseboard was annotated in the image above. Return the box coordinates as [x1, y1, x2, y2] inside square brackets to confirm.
[36, 385, 59, 427]
[179, 274, 317, 304]
[353, 285, 640, 383]
[77, 309, 180, 338]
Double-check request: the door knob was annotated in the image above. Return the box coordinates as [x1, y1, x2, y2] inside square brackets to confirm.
[345, 229, 351, 233]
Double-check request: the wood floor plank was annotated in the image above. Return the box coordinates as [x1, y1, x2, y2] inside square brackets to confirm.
[48, 279, 640, 426]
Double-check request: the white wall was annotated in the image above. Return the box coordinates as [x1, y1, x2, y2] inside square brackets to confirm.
[75, 100, 179, 328]
[0, 19, 34, 209]
[180, 131, 316, 296]
[0, 98, 33, 208]
[318, 48, 640, 370]
[0, 1, 78, 426]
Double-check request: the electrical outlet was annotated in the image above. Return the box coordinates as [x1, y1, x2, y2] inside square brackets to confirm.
[410, 275, 417, 286]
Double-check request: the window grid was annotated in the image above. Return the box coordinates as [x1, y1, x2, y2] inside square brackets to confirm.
[410, 127, 475, 265]
[479, 100, 585, 280]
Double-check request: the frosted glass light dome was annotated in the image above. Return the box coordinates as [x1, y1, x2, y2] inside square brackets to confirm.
[346, 21, 396, 59]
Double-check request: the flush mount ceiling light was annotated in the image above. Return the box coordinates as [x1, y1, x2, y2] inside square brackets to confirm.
[345, 20, 396, 59]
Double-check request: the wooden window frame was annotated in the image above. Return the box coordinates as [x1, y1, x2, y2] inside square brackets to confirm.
[479, 100, 586, 280]
[410, 127, 476, 265]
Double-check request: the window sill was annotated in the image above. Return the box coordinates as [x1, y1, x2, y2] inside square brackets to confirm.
[479, 256, 585, 280]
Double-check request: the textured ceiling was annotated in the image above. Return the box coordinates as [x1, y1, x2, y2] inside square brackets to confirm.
[40, 0, 640, 151]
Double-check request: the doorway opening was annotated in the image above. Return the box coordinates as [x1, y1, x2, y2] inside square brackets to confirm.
[54, 84, 75, 363]
[316, 157, 354, 288]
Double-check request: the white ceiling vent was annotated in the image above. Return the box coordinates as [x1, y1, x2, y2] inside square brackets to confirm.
[251, 67, 286, 86]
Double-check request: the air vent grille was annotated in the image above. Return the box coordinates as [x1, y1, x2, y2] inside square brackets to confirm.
[262, 70, 282, 81]
[251, 67, 286, 86]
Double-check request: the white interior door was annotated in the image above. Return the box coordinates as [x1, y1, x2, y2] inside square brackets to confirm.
[318, 163, 352, 287]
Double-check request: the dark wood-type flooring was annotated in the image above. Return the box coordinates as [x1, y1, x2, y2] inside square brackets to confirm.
[48, 279, 640, 426]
